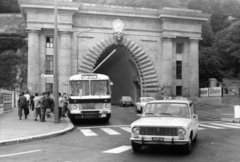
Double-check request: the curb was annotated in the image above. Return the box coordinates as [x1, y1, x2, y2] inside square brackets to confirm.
[0, 117, 74, 146]
[220, 118, 240, 123]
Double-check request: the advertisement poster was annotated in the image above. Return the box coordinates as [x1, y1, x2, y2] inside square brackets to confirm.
[209, 87, 222, 97]
[200, 88, 209, 97]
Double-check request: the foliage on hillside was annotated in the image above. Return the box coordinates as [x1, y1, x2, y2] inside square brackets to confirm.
[0, 33, 27, 90]
[0, 0, 20, 13]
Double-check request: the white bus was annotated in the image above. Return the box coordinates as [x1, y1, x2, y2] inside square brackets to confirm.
[68, 73, 112, 122]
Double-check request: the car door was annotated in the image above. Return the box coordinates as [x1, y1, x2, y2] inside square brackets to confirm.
[190, 103, 198, 137]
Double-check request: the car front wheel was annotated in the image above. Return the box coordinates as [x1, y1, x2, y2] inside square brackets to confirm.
[183, 137, 192, 154]
[131, 141, 142, 153]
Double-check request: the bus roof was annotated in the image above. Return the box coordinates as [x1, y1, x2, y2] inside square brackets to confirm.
[69, 73, 110, 80]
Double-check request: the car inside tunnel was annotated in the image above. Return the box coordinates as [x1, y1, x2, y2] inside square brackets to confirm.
[93, 45, 141, 104]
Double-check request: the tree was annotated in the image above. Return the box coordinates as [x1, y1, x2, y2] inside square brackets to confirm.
[0, 51, 22, 89]
[214, 21, 240, 78]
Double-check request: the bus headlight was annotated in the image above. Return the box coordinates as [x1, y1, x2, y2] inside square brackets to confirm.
[72, 104, 78, 110]
[104, 103, 110, 109]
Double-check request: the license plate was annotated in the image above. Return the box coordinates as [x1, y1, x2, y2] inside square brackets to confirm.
[152, 137, 164, 141]
[101, 114, 106, 117]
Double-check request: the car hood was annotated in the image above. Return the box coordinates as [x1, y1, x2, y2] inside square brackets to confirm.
[131, 117, 191, 128]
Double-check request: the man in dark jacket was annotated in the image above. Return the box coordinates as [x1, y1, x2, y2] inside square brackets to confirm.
[40, 92, 49, 122]
[18, 92, 28, 120]
[46, 92, 54, 118]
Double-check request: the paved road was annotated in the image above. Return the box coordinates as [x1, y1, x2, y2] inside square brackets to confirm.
[1, 105, 240, 162]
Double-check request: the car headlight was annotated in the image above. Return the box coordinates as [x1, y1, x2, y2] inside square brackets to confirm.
[132, 127, 140, 134]
[177, 128, 186, 136]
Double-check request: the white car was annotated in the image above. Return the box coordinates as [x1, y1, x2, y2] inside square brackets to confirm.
[134, 97, 155, 113]
[130, 98, 198, 154]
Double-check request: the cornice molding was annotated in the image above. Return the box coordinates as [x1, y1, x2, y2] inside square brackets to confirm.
[159, 14, 209, 22]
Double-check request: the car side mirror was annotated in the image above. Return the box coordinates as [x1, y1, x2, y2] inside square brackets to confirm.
[192, 114, 197, 118]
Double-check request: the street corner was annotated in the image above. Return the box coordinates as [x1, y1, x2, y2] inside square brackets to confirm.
[220, 118, 240, 123]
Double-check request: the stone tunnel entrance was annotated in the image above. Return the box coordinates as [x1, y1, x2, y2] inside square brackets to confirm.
[93, 45, 140, 104]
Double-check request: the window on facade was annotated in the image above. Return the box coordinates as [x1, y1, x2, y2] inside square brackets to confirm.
[46, 83, 53, 93]
[176, 43, 183, 54]
[176, 86, 182, 96]
[46, 55, 53, 74]
[46, 37, 53, 48]
[176, 61, 182, 79]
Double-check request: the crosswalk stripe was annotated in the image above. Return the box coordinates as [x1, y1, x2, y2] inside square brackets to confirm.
[101, 128, 121, 135]
[199, 123, 224, 129]
[120, 127, 131, 133]
[79, 129, 98, 136]
[102, 146, 132, 154]
[209, 123, 240, 129]
[222, 122, 240, 126]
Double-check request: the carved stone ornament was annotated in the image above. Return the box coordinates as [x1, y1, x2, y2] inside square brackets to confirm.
[113, 19, 124, 43]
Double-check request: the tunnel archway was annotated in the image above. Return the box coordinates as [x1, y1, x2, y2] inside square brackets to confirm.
[78, 36, 159, 103]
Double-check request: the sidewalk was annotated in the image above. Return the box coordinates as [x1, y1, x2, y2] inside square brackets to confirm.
[0, 108, 74, 146]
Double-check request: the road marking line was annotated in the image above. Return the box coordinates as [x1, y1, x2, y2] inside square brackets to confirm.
[136, 114, 142, 116]
[79, 129, 98, 136]
[101, 128, 121, 135]
[0, 150, 41, 158]
[198, 127, 206, 130]
[102, 146, 132, 154]
[216, 109, 221, 111]
[129, 110, 135, 113]
[223, 123, 240, 126]
[222, 113, 234, 115]
[78, 125, 130, 129]
[199, 123, 224, 129]
[209, 123, 240, 129]
[120, 127, 131, 133]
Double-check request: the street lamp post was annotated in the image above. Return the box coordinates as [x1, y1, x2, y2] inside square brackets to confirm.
[53, 0, 59, 123]
[76, 28, 90, 69]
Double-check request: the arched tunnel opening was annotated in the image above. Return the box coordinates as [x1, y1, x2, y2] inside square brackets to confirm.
[93, 45, 141, 104]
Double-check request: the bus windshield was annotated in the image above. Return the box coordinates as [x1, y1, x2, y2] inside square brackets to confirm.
[70, 80, 110, 96]
[91, 80, 109, 96]
[70, 81, 90, 96]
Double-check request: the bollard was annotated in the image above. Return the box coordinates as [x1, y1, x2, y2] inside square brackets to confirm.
[234, 105, 240, 118]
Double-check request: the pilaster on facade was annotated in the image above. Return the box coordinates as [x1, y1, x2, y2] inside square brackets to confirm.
[59, 31, 72, 93]
[161, 36, 176, 96]
[27, 29, 41, 94]
[188, 37, 201, 97]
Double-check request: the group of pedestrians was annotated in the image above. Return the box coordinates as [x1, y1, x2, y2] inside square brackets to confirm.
[18, 91, 68, 122]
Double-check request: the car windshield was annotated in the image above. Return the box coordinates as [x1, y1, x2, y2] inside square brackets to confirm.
[141, 98, 155, 102]
[122, 96, 132, 101]
[143, 103, 190, 118]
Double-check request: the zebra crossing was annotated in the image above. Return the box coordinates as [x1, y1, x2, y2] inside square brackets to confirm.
[77, 122, 240, 137]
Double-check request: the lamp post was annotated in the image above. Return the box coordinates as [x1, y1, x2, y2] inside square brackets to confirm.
[53, 0, 59, 123]
[76, 28, 90, 70]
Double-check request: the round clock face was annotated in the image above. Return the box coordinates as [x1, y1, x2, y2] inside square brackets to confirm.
[113, 19, 124, 31]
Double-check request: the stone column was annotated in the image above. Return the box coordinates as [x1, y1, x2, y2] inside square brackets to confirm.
[189, 38, 200, 97]
[27, 30, 40, 94]
[59, 31, 72, 94]
[182, 40, 190, 96]
[161, 36, 174, 96]
[39, 34, 46, 93]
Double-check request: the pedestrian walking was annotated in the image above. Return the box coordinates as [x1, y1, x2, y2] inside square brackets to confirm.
[30, 94, 35, 111]
[18, 92, 28, 120]
[59, 92, 63, 120]
[40, 92, 48, 122]
[24, 92, 30, 114]
[33, 93, 41, 121]
[46, 92, 54, 118]
[62, 93, 68, 117]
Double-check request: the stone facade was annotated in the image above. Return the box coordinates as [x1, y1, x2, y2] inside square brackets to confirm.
[18, 0, 210, 102]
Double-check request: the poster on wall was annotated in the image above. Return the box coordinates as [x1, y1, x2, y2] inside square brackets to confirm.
[200, 88, 209, 97]
[209, 87, 222, 97]
[223, 85, 239, 97]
